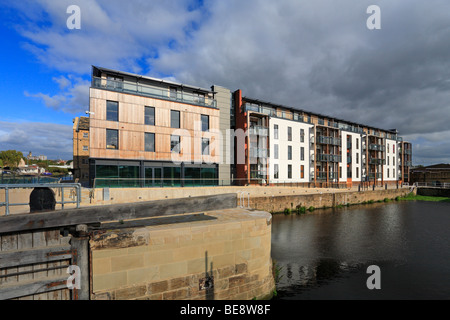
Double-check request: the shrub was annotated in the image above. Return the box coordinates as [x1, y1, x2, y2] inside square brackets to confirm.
[284, 208, 291, 215]
[308, 206, 315, 212]
[296, 206, 306, 215]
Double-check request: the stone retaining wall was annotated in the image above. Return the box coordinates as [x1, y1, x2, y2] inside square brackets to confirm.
[249, 189, 411, 213]
[90, 208, 275, 300]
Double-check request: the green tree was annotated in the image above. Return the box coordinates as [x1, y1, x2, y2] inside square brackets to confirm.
[0, 159, 3, 168]
[0, 150, 24, 169]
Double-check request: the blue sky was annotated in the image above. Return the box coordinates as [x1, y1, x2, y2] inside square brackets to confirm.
[0, 0, 450, 165]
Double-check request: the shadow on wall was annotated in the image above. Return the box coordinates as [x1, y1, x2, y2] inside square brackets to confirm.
[201, 251, 214, 300]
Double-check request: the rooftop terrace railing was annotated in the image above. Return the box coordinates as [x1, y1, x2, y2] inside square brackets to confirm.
[92, 77, 217, 108]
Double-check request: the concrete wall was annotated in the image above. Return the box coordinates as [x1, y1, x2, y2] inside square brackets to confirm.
[90, 208, 275, 300]
[249, 188, 411, 213]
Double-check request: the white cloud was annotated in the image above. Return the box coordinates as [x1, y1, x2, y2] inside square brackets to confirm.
[0, 121, 73, 160]
[24, 75, 90, 114]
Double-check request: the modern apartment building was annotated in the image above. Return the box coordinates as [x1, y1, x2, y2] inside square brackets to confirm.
[83, 66, 234, 188]
[233, 89, 412, 187]
[76, 66, 412, 188]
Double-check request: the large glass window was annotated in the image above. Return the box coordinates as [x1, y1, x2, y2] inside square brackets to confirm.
[274, 125, 278, 139]
[202, 138, 209, 155]
[288, 127, 292, 141]
[106, 129, 118, 149]
[274, 164, 279, 179]
[201, 115, 209, 132]
[106, 101, 118, 121]
[300, 147, 305, 161]
[201, 167, 216, 186]
[274, 144, 279, 160]
[145, 106, 155, 126]
[171, 110, 180, 128]
[301, 165, 305, 179]
[145, 133, 155, 152]
[288, 146, 292, 160]
[288, 164, 292, 179]
[171, 135, 180, 153]
[184, 167, 201, 187]
[300, 129, 304, 143]
[163, 167, 181, 187]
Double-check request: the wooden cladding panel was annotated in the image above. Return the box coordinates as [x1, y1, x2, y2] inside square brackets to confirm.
[89, 88, 220, 161]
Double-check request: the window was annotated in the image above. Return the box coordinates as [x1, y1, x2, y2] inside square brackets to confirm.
[106, 101, 118, 121]
[202, 138, 210, 155]
[274, 164, 279, 179]
[300, 129, 305, 143]
[106, 129, 118, 149]
[393, 157, 395, 166]
[393, 169, 395, 178]
[288, 165, 292, 179]
[288, 146, 292, 160]
[171, 135, 180, 153]
[300, 147, 305, 161]
[82, 159, 89, 165]
[145, 133, 155, 152]
[83, 132, 88, 138]
[356, 138, 359, 149]
[356, 153, 359, 164]
[145, 106, 155, 126]
[388, 168, 390, 178]
[274, 125, 279, 139]
[82, 145, 88, 152]
[288, 127, 292, 141]
[340, 167, 342, 179]
[274, 144, 279, 160]
[388, 156, 390, 165]
[171, 110, 180, 128]
[388, 144, 390, 152]
[393, 145, 395, 153]
[201, 115, 209, 132]
[301, 165, 304, 179]
[170, 87, 177, 99]
[356, 167, 359, 178]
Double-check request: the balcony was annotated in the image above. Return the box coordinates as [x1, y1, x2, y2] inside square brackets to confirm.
[369, 158, 386, 165]
[249, 126, 268, 136]
[368, 144, 386, 152]
[368, 173, 383, 180]
[317, 153, 342, 163]
[92, 77, 217, 108]
[249, 148, 268, 159]
[405, 149, 412, 155]
[250, 170, 267, 179]
[317, 135, 342, 146]
[316, 171, 339, 180]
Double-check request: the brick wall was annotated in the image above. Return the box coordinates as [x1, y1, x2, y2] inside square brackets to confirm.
[90, 208, 275, 300]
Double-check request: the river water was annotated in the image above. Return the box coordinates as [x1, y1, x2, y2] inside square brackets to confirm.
[271, 201, 450, 299]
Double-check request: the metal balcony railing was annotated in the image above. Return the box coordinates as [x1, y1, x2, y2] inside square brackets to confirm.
[249, 148, 268, 158]
[317, 154, 342, 163]
[249, 126, 269, 136]
[368, 173, 383, 180]
[317, 135, 342, 146]
[368, 144, 386, 152]
[369, 158, 386, 165]
[92, 77, 217, 108]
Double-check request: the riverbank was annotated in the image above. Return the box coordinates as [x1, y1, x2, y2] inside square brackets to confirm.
[398, 193, 450, 202]
[249, 188, 411, 214]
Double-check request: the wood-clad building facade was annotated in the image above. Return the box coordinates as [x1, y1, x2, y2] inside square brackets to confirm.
[87, 66, 221, 187]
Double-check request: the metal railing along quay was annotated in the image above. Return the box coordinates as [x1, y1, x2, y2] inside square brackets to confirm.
[0, 183, 82, 216]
